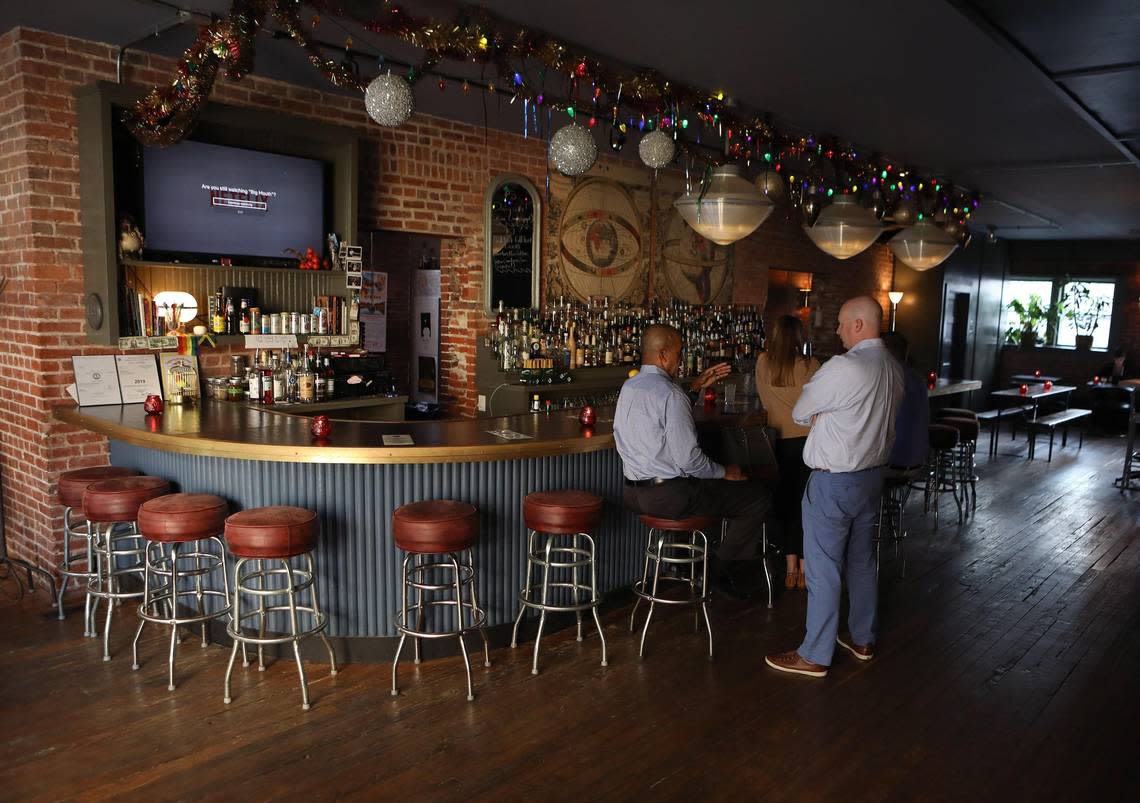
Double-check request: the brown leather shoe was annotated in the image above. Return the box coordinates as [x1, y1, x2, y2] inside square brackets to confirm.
[837, 632, 875, 661]
[765, 650, 828, 677]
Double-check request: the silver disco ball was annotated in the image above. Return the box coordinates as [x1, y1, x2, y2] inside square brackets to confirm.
[364, 73, 414, 127]
[638, 129, 676, 169]
[549, 123, 597, 176]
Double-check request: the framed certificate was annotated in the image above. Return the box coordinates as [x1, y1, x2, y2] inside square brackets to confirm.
[71, 356, 123, 406]
[115, 354, 162, 403]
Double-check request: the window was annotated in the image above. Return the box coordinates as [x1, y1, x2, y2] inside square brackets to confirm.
[1001, 279, 1054, 344]
[1001, 277, 1116, 350]
[1057, 281, 1114, 350]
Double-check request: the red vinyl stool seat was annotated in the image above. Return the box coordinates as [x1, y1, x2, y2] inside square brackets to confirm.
[392, 500, 478, 553]
[512, 490, 607, 675]
[390, 500, 488, 701]
[222, 506, 336, 711]
[133, 493, 231, 691]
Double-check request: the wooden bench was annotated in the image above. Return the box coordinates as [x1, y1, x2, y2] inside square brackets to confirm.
[977, 405, 1034, 457]
[1027, 408, 1092, 462]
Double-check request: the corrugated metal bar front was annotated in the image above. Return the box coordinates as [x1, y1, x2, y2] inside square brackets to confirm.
[110, 441, 644, 638]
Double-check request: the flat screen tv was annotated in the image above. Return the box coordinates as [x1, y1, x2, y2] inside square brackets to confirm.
[141, 139, 326, 266]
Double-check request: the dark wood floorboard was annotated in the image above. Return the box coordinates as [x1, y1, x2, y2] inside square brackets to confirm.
[1, 434, 1138, 802]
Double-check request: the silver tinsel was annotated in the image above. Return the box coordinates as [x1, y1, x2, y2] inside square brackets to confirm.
[549, 123, 597, 176]
[638, 129, 675, 169]
[364, 73, 414, 127]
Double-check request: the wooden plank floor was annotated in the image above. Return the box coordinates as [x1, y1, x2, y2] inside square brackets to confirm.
[2, 434, 1138, 801]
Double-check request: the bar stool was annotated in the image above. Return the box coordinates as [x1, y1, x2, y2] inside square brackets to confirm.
[133, 493, 232, 691]
[390, 500, 489, 701]
[56, 466, 138, 633]
[875, 467, 922, 576]
[223, 506, 337, 711]
[940, 416, 980, 514]
[924, 425, 962, 523]
[630, 514, 717, 660]
[84, 476, 171, 661]
[511, 490, 607, 675]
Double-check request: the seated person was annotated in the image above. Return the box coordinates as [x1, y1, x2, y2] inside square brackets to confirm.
[881, 332, 930, 473]
[1097, 347, 1131, 384]
[615, 324, 773, 583]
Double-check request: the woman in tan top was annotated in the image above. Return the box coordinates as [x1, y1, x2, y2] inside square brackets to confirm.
[756, 315, 820, 589]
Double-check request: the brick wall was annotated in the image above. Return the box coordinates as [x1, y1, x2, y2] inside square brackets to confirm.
[0, 26, 893, 576]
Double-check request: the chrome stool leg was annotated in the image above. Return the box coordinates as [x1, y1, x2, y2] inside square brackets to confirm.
[466, 549, 491, 668]
[698, 529, 713, 660]
[583, 533, 607, 667]
[571, 533, 583, 642]
[450, 555, 475, 701]
[629, 528, 655, 632]
[638, 533, 666, 659]
[305, 553, 337, 675]
[223, 558, 245, 705]
[531, 535, 555, 676]
[510, 530, 536, 648]
[391, 554, 411, 697]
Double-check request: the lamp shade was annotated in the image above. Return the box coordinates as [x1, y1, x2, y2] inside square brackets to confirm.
[802, 195, 882, 259]
[889, 220, 958, 271]
[888, 291, 904, 305]
[153, 291, 197, 323]
[674, 165, 774, 245]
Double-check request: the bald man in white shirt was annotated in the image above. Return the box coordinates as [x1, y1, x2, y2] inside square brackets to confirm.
[766, 296, 903, 677]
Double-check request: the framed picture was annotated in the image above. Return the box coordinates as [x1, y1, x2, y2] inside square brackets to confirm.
[158, 352, 201, 402]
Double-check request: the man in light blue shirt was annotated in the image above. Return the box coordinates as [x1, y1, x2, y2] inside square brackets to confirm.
[615, 324, 771, 565]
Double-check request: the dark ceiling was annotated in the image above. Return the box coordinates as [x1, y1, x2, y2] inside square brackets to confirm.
[3, 0, 1138, 240]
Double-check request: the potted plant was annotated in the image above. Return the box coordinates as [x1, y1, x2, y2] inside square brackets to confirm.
[1061, 282, 1110, 351]
[1005, 294, 1060, 349]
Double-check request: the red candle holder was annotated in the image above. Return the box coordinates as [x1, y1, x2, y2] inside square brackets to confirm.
[143, 394, 164, 415]
[703, 387, 717, 404]
[1093, 375, 1101, 385]
[1019, 383, 1029, 396]
[1033, 369, 1041, 378]
[310, 414, 332, 438]
[579, 405, 596, 427]
[1043, 380, 1053, 390]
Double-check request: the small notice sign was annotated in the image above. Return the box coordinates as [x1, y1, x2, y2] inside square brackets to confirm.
[244, 334, 300, 349]
[381, 434, 414, 446]
[71, 356, 122, 406]
[486, 429, 533, 440]
[115, 354, 162, 403]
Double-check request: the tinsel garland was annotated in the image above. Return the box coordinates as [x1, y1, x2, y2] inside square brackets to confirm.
[123, 0, 980, 229]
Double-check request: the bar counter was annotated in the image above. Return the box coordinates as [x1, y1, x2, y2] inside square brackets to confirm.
[55, 401, 635, 648]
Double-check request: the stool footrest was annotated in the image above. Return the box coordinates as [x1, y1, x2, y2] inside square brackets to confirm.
[517, 581, 600, 613]
[633, 576, 711, 605]
[393, 599, 487, 639]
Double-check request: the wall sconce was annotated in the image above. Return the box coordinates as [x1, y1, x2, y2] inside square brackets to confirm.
[887, 291, 904, 332]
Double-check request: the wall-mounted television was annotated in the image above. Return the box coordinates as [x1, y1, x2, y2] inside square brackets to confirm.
[140, 140, 326, 265]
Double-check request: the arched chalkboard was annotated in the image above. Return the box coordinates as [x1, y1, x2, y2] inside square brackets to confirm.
[484, 175, 540, 310]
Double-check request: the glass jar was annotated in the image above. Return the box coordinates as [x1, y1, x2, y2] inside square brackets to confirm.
[226, 376, 244, 401]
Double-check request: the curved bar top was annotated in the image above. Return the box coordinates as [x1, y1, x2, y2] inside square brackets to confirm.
[55, 401, 614, 464]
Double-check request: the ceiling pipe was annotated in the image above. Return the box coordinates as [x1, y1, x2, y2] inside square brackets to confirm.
[117, 8, 193, 84]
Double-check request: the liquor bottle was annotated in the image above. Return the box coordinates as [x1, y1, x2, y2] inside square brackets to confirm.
[314, 349, 327, 401]
[297, 360, 316, 403]
[270, 356, 285, 403]
[323, 357, 336, 399]
[224, 296, 235, 335]
[239, 299, 250, 335]
[212, 289, 225, 334]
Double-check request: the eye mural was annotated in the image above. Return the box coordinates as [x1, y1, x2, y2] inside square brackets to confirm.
[556, 178, 645, 303]
[660, 203, 732, 304]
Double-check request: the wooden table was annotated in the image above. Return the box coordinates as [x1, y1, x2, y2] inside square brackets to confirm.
[928, 378, 982, 398]
[988, 384, 1076, 456]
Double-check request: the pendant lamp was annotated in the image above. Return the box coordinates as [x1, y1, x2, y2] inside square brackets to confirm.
[890, 220, 958, 271]
[803, 196, 882, 259]
[674, 165, 774, 245]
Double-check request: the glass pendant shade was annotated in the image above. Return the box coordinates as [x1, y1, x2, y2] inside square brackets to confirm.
[803, 196, 882, 259]
[890, 220, 958, 271]
[887, 291, 904, 305]
[674, 165, 774, 245]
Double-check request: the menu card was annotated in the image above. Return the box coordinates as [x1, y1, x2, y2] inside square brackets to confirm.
[71, 356, 122, 406]
[381, 434, 414, 446]
[115, 354, 162, 403]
